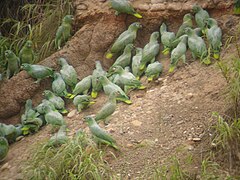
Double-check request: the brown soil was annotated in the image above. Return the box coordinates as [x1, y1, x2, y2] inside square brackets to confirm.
[0, 0, 239, 179]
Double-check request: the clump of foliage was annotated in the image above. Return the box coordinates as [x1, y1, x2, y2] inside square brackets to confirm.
[23, 132, 116, 180]
[0, 0, 73, 73]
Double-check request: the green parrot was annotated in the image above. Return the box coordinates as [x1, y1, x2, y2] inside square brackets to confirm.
[43, 105, 65, 127]
[55, 15, 74, 50]
[0, 137, 9, 162]
[234, 0, 240, 14]
[95, 92, 117, 124]
[160, 23, 176, 55]
[145, 61, 163, 82]
[84, 116, 119, 150]
[185, 28, 210, 65]
[58, 57, 78, 89]
[110, 65, 145, 93]
[169, 35, 188, 73]
[19, 40, 35, 64]
[205, 18, 222, 60]
[72, 75, 92, 97]
[106, 22, 141, 59]
[192, 4, 210, 33]
[109, 0, 142, 18]
[21, 63, 54, 83]
[91, 61, 106, 98]
[0, 123, 18, 143]
[5, 50, 20, 79]
[43, 90, 68, 114]
[99, 75, 132, 104]
[140, 32, 160, 70]
[176, 13, 193, 38]
[109, 43, 134, 72]
[21, 99, 43, 135]
[52, 72, 71, 98]
[132, 47, 144, 80]
[47, 125, 68, 147]
[35, 99, 56, 115]
[73, 95, 95, 112]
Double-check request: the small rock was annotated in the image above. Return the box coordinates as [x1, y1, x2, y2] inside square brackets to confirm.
[67, 109, 77, 118]
[77, 3, 88, 10]
[177, 120, 184, 125]
[131, 120, 142, 127]
[187, 93, 194, 99]
[137, 4, 150, 11]
[126, 143, 134, 148]
[193, 137, 201, 142]
[1, 163, 10, 171]
[187, 145, 194, 151]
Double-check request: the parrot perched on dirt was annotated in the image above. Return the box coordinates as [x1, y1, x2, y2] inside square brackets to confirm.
[99, 75, 132, 104]
[176, 13, 193, 38]
[169, 35, 188, 73]
[0, 137, 9, 162]
[140, 32, 160, 70]
[145, 61, 163, 82]
[19, 40, 35, 64]
[132, 48, 144, 80]
[21, 99, 43, 135]
[58, 57, 78, 90]
[109, 44, 134, 72]
[35, 99, 56, 115]
[43, 105, 65, 127]
[192, 4, 210, 34]
[21, 63, 53, 83]
[72, 75, 92, 96]
[109, 0, 142, 18]
[205, 18, 222, 60]
[55, 15, 74, 50]
[5, 50, 20, 79]
[234, 0, 240, 15]
[43, 90, 68, 114]
[160, 23, 176, 55]
[73, 95, 95, 112]
[91, 61, 107, 98]
[84, 116, 119, 150]
[52, 72, 71, 98]
[95, 92, 117, 124]
[0, 123, 18, 144]
[47, 125, 68, 147]
[185, 28, 210, 65]
[106, 22, 141, 59]
[110, 66, 145, 93]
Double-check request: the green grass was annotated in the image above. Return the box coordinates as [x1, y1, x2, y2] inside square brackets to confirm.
[23, 132, 117, 180]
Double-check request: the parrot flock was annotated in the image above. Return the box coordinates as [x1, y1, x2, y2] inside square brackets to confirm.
[0, 1, 226, 161]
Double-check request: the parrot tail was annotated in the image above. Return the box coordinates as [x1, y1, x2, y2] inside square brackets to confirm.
[112, 143, 120, 150]
[138, 85, 146, 90]
[116, 97, 132, 104]
[139, 64, 145, 71]
[162, 48, 170, 55]
[60, 109, 68, 114]
[91, 91, 98, 99]
[106, 52, 113, 59]
[133, 13, 142, 19]
[147, 76, 154, 82]
[68, 94, 76, 99]
[169, 65, 176, 73]
[136, 76, 140, 80]
[202, 57, 211, 65]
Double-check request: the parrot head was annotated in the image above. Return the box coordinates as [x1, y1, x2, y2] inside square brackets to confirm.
[192, 4, 201, 13]
[129, 22, 142, 31]
[160, 23, 167, 34]
[124, 43, 134, 52]
[112, 65, 124, 74]
[205, 18, 218, 28]
[21, 63, 31, 70]
[5, 50, 14, 58]
[150, 32, 160, 41]
[183, 13, 193, 21]
[25, 40, 33, 48]
[63, 15, 74, 23]
[43, 90, 53, 98]
[53, 72, 61, 79]
[135, 47, 142, 55]
[83, 115, 95, 125]
[184, 27, 193, 35]
[57, 57, 68, 66]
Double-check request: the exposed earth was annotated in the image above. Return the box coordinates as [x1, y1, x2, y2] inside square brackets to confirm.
[0, 0, 240, 179]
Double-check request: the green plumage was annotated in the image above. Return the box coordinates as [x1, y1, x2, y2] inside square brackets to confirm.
[44, 90, 67, 113]
[35, 99, 56, 114]
[72, 75, 92, 96]
[19, 40, 35, 64]
[169, 35, 188, 72]
[160, 23, 176, 55]
[55, 15, 74, 49]
[47, 125, 68, 147]
[176, 13, 193, 38]
[73, 95, 94, 112]
[192, 4, 210, 33]
[106, 22, 141, 58]
[99, 76, 132, 104]
[84, 116, 119, 150]
[52, 72, 69, 97]
[21, 63, 53, 83]
[145, 61, 163, 82]
[0, 137, 9, 162]
[234, 0, 240, 14]
[43, 105, 65, 127]
[0, 123, 18, 143]
[5, 50, 20, 79]
[91, 61, 106, 98]
[132, 48, 144, 80]
[140, 32, 160, 70]
[58, 57, 78, 89]
[109, 0, 142, 18]
[206, 18, 222, 59]
[185, 28, 209, 64]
